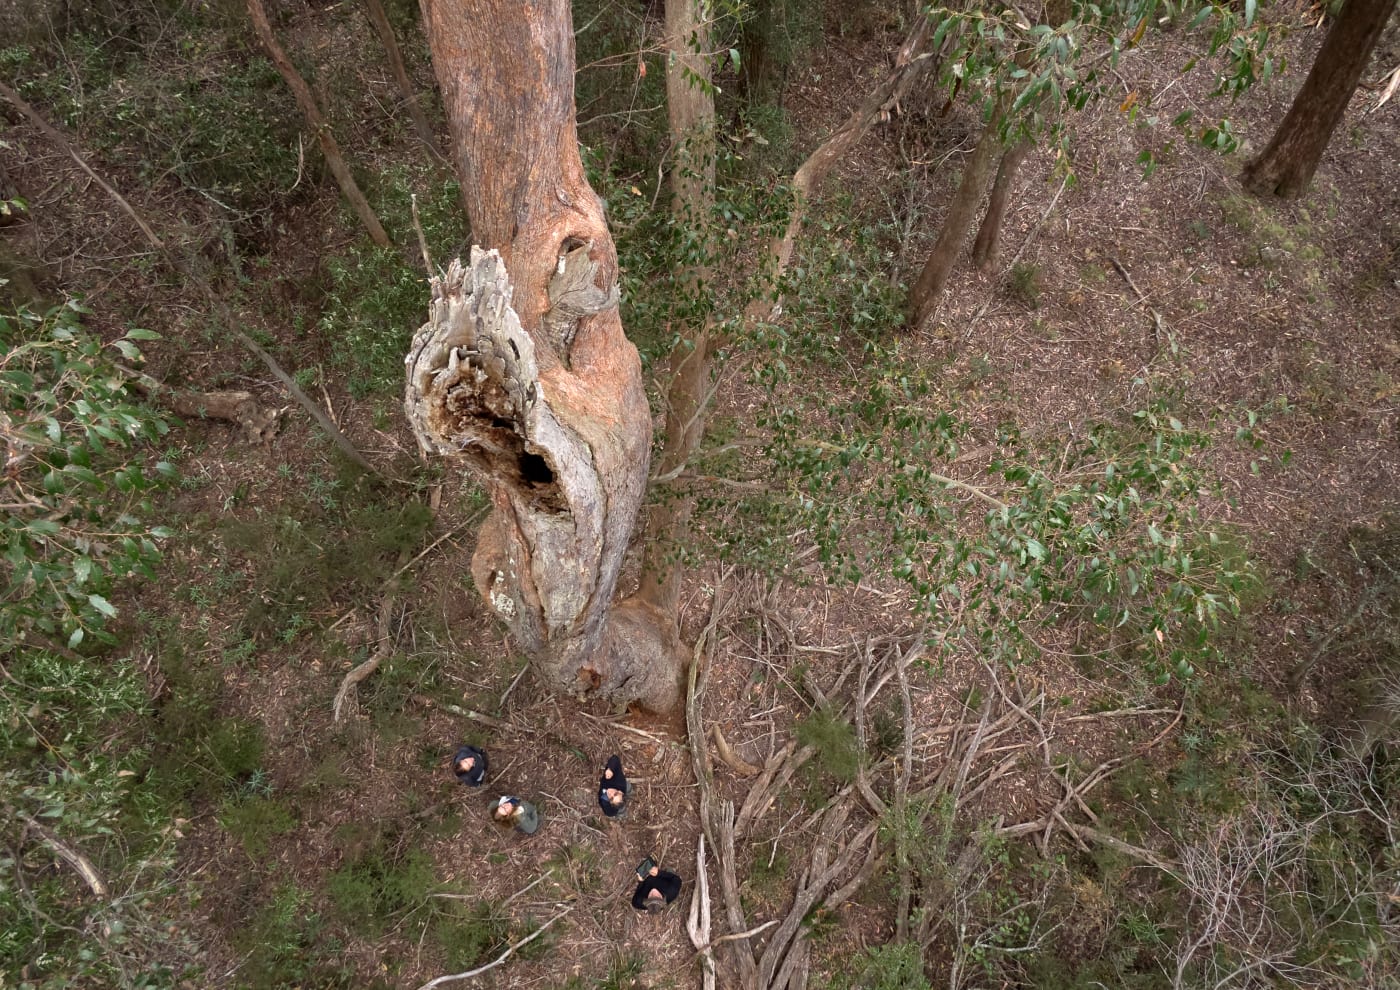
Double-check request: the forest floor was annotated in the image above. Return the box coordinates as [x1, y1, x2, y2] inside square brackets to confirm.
[3, 3, 1399, 989]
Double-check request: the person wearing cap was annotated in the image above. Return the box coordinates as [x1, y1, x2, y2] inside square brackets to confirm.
[452, 744, 488, 786]
[598, 754, 630, 817]
[493, 795, 540, 835]
[631, 860, 682, 912]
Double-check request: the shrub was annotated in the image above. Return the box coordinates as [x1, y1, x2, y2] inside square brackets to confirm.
[0, 299, 173, 648]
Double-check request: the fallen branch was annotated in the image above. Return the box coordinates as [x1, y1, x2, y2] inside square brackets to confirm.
[19, 813, 108, 899]
[712, 724, 761, 777]
[117, 364, 286, 443]
[1110, 255, 1177, 358]
[333, 551, 410, 721]
[686, 573, 758, 987]
[414, 904, 573, 989]
[687, 834, 717, 990]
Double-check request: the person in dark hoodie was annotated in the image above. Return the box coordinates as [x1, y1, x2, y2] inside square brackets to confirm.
[598, 754, 630, 817]
[631, 858, 682, 912]
[451, 744, 488, 786]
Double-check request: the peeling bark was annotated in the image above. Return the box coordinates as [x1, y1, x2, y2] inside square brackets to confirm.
[413, 0, 676, 710]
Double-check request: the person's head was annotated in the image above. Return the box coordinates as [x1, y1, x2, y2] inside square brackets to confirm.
[645, 889, 666, 913]
[495, 797, 515, 819]
[604, 787, 624, 806]
[457, 756, 475, 772]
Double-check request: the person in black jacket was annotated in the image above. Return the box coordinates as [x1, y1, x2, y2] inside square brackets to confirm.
[598, 754, 630, 817]
[631, 859, 682, 912]
[452, 744, 488, 786]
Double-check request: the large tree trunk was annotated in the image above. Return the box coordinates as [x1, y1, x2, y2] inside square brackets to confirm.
[410, 0, 678, 710]
[1241, 0, 1397, 199]
[970, 140, 1030, 271]
[361, 0, 444, 161]
[245, 0, 390, 248]
[906, 107, 1004, 328]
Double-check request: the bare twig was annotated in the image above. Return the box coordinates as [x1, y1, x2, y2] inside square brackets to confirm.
[414, 904, 572, 989]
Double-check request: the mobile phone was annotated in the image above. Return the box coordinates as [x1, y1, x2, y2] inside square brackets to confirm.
[636, 857, 656, 878]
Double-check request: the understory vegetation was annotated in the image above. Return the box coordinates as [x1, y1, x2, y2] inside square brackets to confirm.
[2, 1, 1397, 988]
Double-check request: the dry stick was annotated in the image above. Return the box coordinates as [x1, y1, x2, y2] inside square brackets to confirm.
[413, 904, 573, 990]
[757, 816, 883, 989]
[19, 812, 108, 898]
[245, 0, 390, 247]
[687, 834, 717, 990]
[853, 640, 889, 817]
[685, 581, 759, 988]
[0, 81, 164, 248]
[0, 81, 379, 475]
[892, 654, 915, 942]
[333, 549, 410, 721]
[1109, 255, 1177, 358]
[361, 0, 447, 162]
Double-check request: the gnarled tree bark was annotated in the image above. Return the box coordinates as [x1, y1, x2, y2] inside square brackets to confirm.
[411, 0, 679, 710]
[1241, 0, 1398, 199]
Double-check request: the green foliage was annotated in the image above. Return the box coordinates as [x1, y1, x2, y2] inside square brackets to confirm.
[219, 795, 298, 859]
[327, 828, 438, 936]
[0, 650, 192, 988]
[918, 1, 1277, 159]
[236, 883, 356, 990]
[1007, 261, 1043, 308]
[0, 300, 173, 649]
[320, 166, 466, 397]
[218, 498, 432, 640]
[847, 942, 931, 990]
[4, 16, 305, 235]
[795, 706, 861, 784]
[754, 316, 1254, 680]
[432, 899, 512, 974]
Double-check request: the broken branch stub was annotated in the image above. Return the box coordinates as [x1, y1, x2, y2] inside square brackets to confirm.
[405, 247, 678, 709]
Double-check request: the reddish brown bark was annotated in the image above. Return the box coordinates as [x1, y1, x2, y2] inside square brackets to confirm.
[970, 140, 1030, 271]
[413, 0, 673, 708]
[245, 0, 390, 248]
[906, 108, 1004, 328]
[1242, 0, 1397, 199]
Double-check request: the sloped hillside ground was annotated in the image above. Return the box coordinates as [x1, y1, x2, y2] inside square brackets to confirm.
[2, 2, 1398, 988]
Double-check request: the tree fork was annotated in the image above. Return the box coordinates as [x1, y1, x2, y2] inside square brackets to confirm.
[906, 103, 1006, 328]
[970, 140, 1031, 271]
